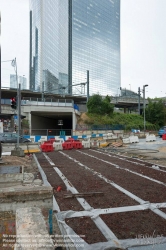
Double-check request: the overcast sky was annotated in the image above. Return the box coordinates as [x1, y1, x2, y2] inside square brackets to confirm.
[1, 0, 166, 98]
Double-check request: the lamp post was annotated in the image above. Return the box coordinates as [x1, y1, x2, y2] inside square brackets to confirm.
[11, 58, 20, 148]
[138, 87, 141, 115]
[143, 84, 148, 132]
[2, 58, 24, 156]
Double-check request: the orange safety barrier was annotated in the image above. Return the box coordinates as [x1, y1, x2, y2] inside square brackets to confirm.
[162, 134, 166, 140]
[42, 141, 52, 144]
[40, 143, 54, 152]
[72, 140, 82, 149]
[48, 138, 56, 143]
[62, 141, 73, 150]
[67, 138, 75, 142]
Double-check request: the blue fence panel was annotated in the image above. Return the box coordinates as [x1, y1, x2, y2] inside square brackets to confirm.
[35, 135, 41, 142]
[74, 104, 79, 111]
[72, 135, 78, 140]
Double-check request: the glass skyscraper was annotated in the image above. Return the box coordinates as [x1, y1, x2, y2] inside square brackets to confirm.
[29, 0, 120, 96]
[10, 75, 27, 90]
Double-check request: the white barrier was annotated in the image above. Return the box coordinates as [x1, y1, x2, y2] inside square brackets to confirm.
[38, 136, 48, 144]
[53, 142, 63, 151]
[107, 132, 114, 137]
[90, 140, 100, 148]
[82, 140, 90, 148]
[56, 138, 64, 143]
[123, 138, 130, 144]
[111, 134, 118, 139]
[30, 136, 35, 142]
[146, 134, 156, 142]
[129, 136, 139, 143]
[103, 133, 118, 140]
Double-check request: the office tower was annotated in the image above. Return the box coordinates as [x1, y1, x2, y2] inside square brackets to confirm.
[10, 74, 17, 89]
[29, 0, 120, 96]
[10, 75, 27, 89]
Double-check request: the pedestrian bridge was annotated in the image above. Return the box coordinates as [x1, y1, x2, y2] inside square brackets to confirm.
[111, 96, 147, 106]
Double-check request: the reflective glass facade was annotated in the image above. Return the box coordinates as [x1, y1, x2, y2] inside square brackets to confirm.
[29, 0, 120, 96]
[29, 0, 69, 93]
[72, 0, 120, 96]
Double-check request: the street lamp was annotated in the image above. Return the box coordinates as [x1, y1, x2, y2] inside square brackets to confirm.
[143, 84, 148, 132]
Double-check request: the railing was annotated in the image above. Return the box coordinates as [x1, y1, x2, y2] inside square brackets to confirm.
[111, 96, 147, 104]
[21, 97, 73, 107]
[22, 129, 72, 136]
[76, 124, 125, 131]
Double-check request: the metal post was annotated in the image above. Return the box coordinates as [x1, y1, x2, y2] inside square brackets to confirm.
[42, 81, 44, 100]
[143, 85, 148, 132]
[138, 87, 140, 115]
[87, 70, 89, 102]
[18, 83, 21, 134]
[14, 58, 20, 149]
[16, 84, 21, 148]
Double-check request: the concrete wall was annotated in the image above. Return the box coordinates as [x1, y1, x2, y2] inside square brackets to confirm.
[0, 185, 53, 212]
[0, 173, 23, 187]
[31, 115, 56, 129]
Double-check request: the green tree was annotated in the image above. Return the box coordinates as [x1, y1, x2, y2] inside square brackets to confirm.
[87, 94, 114, 115]
[144, 98, 166, 127]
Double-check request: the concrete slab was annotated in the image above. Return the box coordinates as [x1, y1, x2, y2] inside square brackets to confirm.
[2, 152, 11, 155]
[0, 166, 21, 174]
[0, 185, 53, 212]
[14, 207, 55, 250]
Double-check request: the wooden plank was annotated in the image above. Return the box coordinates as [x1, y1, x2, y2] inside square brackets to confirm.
[111, 141, 123, 147]
[64, 192, 104, 199]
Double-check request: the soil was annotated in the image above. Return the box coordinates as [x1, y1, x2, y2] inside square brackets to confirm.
[77, 112, 90, 125]
[35, 149, 166, 246]
[0, 212, 15, 250]
[1, 147, 166, 248]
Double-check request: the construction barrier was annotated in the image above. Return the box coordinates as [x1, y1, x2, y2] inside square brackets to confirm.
[40, 143, 54, 152]
[53, 142, 63, 151]
[123, 136, 139, 144]
[129, 136, 139, 143]
[82, 140, 90, 148]
[38, 136, 47, 144]
[122, 138, 130, 144]
[48, 138, 56, 143]
[146, 134, 156, 142]
[62, 141, 73, 150]
[72, 140, 82, 149]
[90, 140, 100, 148]
[162, 134, 166, 140]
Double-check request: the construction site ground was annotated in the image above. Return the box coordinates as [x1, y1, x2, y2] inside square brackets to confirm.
[1, 136, 166, 250]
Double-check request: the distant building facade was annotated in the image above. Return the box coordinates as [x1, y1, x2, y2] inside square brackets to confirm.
[10, 75, 27, 89]
[29, 0, 120, 96]
[121, 88, 140, 98]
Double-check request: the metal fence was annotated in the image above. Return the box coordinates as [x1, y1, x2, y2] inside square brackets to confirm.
[21, 97, 73, 107]
[22, 129, 72, 136]
[76, 124, 125, 131]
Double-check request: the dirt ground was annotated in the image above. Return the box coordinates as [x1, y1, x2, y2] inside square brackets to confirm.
[35, 149, 166, 247]
[1, 143, 166, 249]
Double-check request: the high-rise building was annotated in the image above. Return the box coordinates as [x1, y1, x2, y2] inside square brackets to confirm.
[10, 75, 27, 89]
[29, 0, 120, 97]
